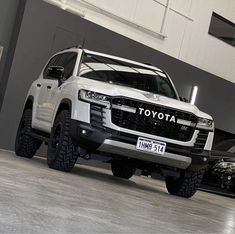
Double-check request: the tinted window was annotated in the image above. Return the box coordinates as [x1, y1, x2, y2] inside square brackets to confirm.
[209, 12, 235, 47]
[79, 54, 177, 99]
[56, 53, 77, 79]
[43, 54, 61, 79]
[43, 52, 77, 79]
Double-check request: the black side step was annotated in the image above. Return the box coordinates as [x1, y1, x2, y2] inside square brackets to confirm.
[30, 130, 50, 143]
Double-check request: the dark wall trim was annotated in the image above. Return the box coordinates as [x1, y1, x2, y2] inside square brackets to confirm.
[208, 11, 235, 47]
[211, 12, 235, 28]
[0, 0, 26, 111]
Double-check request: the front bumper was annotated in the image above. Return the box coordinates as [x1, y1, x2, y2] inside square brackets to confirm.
[70, 120, 210, 171]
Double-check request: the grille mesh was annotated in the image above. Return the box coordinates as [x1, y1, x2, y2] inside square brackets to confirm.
[111, 97, 198, 142]
[89, 98, 209, 152]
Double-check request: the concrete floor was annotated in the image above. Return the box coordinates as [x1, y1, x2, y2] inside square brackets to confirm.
[0, 150, 234, 234]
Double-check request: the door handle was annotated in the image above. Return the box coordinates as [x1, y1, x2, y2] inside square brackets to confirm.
[37, 84, 41, 87]
[47, 86, 52, 89]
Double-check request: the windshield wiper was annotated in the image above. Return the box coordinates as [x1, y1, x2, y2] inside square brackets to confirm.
[83, 63, 104, 80]
[86, 56, 127, 81]
[100, 56, 143, 75]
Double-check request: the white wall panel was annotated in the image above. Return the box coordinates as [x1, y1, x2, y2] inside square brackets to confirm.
[153, 0, 168, 5]
[44, 0, 235, 84]
[225, 1, 235, 21]
[178, 0, 235, 83]
[163, 10, 189, 57]
[83, 0, 139, 19]
[134, 0, 165, 31]
[170, 0, 192, 15]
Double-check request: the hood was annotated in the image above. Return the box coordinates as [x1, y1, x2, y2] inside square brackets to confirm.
[76, 78, 213, 120]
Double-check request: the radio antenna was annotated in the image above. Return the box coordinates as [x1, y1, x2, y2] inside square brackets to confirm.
[82, 38, 86, 48]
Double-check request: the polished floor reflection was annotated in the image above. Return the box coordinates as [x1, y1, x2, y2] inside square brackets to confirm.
[0, 150, 234, 233]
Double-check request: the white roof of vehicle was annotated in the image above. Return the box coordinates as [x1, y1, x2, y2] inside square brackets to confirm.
[60, 47, 164, 73]
[83, 49, 163, 73]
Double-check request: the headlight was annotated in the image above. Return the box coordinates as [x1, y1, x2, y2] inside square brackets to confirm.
[79, 90, 110, 106]
[197, 118, 214, 130]
[215, 161, 235, 169]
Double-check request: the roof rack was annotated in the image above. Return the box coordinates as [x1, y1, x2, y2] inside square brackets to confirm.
[143, 62, 154, 66]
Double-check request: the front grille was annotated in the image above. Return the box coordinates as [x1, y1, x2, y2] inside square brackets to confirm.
[90, 104, 104, 130]
[111, 97, 198, 142]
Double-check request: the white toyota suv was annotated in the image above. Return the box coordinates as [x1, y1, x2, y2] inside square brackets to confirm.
[15, 47, 214, 198]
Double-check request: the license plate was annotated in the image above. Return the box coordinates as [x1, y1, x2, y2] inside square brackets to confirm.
[136, 137, 166, 155]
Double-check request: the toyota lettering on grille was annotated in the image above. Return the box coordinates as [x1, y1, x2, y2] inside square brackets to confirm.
[138, 107, 176, 123]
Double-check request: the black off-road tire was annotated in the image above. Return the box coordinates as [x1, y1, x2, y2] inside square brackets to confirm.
[165, 169, 205, 198]
[111, 160, 136, 179]
[15, 109, 42, 158]
[47, 110, 79, 172]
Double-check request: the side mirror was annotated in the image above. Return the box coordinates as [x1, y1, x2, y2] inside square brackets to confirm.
[47, 66, 64, 85]
[180, 97, 189, 103]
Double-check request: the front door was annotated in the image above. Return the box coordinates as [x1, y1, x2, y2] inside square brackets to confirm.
[36, 52, 78, 132]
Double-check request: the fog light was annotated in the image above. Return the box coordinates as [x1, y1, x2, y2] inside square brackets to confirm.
[81, 130, 87, 135]
[228, 176, 232, 180]
[203, 157, 207, 162]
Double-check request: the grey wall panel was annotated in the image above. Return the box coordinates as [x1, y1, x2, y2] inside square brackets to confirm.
[0, 0, 234, 151]
[0, 0, 20, 74]
[0, 0, 22, 109]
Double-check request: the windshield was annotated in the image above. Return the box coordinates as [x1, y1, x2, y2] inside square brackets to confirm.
[79, 53, 177, 99]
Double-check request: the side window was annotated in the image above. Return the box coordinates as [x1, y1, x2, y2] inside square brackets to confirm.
[56, 53, 77, 80]
[43, 54, 61, 79]
[43, 52, 77, 80]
